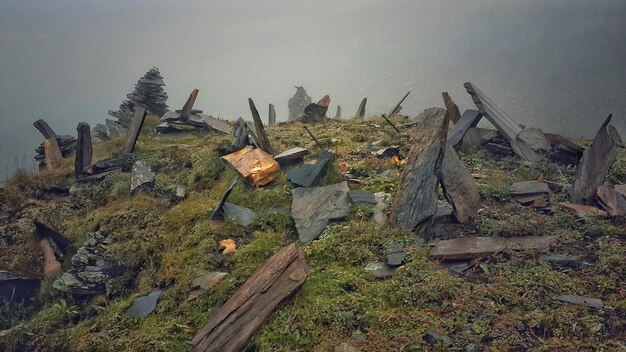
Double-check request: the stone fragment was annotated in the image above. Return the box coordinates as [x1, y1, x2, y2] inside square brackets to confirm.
[288, 151, 333, 188]
[596, 184, 626, 216]
[423, 331, 452, 346]
[553, 294, 603, 309]
[109, 67, 169, 123]
[442, 92, 461, 124]
[291, 182, 351, 243]
[518, 127, 551, 152]
[126, 290, 163, 318]
[75, 122, 92, 178]
[440, 146, 481, 223]
[373, 146, 399, 159]
[39, 239, 62, 279]
[268, 103, 276, 126]
[429, 235, 558, 260]
[179, 88, 199, 120]
[433, 201, 455, 224]
[386, 243, 405, 266]
[461, 127, 501, 147]
[191, 272, 228, 291]
[288, 86, 311, 121]
[355, 98, 367, 118]
[33, 221, 72, 250]
[222, 146, 280, 187]
[558, 202, 607, 217]
[211, 177, 239, 220]
[510, 180, 551, 206]
[274, 147, 310, 168]
[33, 119, 57, 139]
[387, 91, 411, 118]
[335, 342, 361, 352]
[447, 109, 482, 146]
[544, 133, 584, 165]
[364, 261, 396, 279]
[222, 203, 257, 226]
[130, 161, 155, 192]
[373, 192, 391, 226]
[0, 271, 40, 301]
[120, 106, 147, 155]
[347, 190, 377, 205]
[485, 142, 513, 156]
[334, 105, 342, 119]
[176, 184, 186, 198]
[249, 98, 274, 155]
[539, 254, 582, 268]
[44, 138, 63, 170]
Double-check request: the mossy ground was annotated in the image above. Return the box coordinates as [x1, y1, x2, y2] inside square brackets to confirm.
[0, 115, 624, 351]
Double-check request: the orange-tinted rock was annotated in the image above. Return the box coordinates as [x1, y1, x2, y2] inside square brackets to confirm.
[39, 239, 62, 279]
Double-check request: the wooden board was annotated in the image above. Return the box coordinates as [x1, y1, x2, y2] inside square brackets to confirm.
[439, 145, 481, 223]
[430, 235, 558, 260]
[190, 243, 308, 352]
[74, 122, 92, 179]
[570, 114, 622, 204]
[120, 106, 147, 155]
[248, 98, 274, 155]
[389, 108, 449, 235]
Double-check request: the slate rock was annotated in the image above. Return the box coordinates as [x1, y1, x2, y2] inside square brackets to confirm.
[429, 236, 558, 260]
[274, 147, 310, 168]
[373, 146, 399, 159]
[176, 184, 186, 198]
[373, 192, 391, 226]
[0, 271, 41, 302]
[335, 342, 361, 352]
[539, 254, 581, 268]
[433, 201, 455, 224]
[211, 177, 239, 220]
[423, 331, 452, 346]
[130, 161, 155, 192]
[191, 272, 228, 291]
[440, 145, 481, 223]
[553, 294, 603, 309]
[126, 290, 163, 318]
[222, 203, 257, 227]
[347, 190, 377, 205]
[291, 181, 351, 243]
[288, 151, 333, 188]
[386, 243, 405, 266]
[447, 109, 482, 146]
[364, 262, 397, 279]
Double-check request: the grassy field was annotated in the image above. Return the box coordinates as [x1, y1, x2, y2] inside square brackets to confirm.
[0, 115, 624, 351]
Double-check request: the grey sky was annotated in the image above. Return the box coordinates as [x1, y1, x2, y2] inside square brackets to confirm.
[1, 0, 626, 177]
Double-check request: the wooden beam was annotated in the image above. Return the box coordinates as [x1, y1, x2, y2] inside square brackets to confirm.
[248, 98, 274, 155]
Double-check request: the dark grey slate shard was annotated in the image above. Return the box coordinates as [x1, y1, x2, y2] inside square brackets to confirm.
[288, 151, 333, 188]
[540, 254, 581, 268]
[130, 160, 155, 192]
[211, 177, 239, 220]
[553, 294, 603, 309]
[33, 119, 58, 139]
[33, 221, 72, 250]
[174, 109, 203, 114]
[88, 155, 132, 174]
[447, 109, 482, 147]
[274, 147, 310, 168]
[386, 243, 405, 266]
[347, 190, 377, 205]
[373, 146, 399, 159]
[364, 262, 396, 279]
[356, 98, 367, 118]
[485, 142, 513, 156]
[0, 271, 41, 301]
[291, 181, 351, 243]
[440, 260, 472, 275]
[423, 331, 452, 346]
[126, 290, 163, 318]
[222, 203, 257, 227]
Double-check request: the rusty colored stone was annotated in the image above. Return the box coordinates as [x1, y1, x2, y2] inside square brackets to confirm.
[221, 146, 280, 186]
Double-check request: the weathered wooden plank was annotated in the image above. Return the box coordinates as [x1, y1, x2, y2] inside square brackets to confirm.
[248, 98, 274, 155]
[74, 122, 92, 179]
[268, 104, 276, 126]
[439, 146, 481, 223]
[429, 235, 558, 260]
[190, 243, 308, 352]
[442, 92, 461, 124]
[180, 89, 199, 121]
[389, 108, 449, 235]
[446, 109, 482, 147]
[570, 114, 622, 204]
[356, 98, 367, 118]
[33, 119, 57, 139]
[120, 106, 147, 155]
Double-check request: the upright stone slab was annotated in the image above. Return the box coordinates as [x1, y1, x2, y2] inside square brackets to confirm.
[268, 103, 276, 126]
[248, 98, 273, 155]
[179, 88, 199, 120]
[442, 92, 461, 124]
[439, 145, 481, 223]
[44, 138, 63, 171]
[389, 108, 449, 235]
[120, 106, 147, 155]
[387, 91, 411, 118]
[570, 114, 623, 205]
[75, 122, 92, 179]
[356, 98, 367, 118]
[334, 105, 342, 119]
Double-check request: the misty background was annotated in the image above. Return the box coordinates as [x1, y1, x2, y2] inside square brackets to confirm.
[1, 0, 625, 179]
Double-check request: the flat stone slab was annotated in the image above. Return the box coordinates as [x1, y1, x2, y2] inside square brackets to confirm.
[130, 160, 155, 192]
[386, 243, 405, 266]
[511, 180, 551, 206]
[288, 151, 333, 188]
[291, 181, 351, 243]
[539, 254, 582, 268]
[222, 203, 257, 227]
[364, 261, 397, 279]
[559, 202, 607, 217]
[274, 147, 310, 168]
[191, 272, 228, 291]
[429, 235, 558, 260]
[553, 294, 603, 309]
[126, 290, 163, 318]
[222, 146, 280, 187]
[347, 190, 377, 205]
[447, 109, 482, 146]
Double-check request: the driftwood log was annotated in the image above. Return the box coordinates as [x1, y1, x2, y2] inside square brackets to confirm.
[389, 108, 449, 235]
[190, 243, 309, 352]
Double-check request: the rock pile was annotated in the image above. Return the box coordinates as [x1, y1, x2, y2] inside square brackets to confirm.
[157, 89, 231, 135]
[108, 67, 169, 124]
[288, 86, 311, 121]
[33, 119, 76, 170]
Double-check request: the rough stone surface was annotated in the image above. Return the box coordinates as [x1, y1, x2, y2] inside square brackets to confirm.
[222, 203, 257, 226]
[596, 184, 626, 216]
[442, 92, 461, 124]
[288, 86, 312, 121]
[288, 151, 333, 188]
[440, 146, 481, 223]
[355, 98, 367, 118]
[447, 110, 482, 146]
[386, 243, 405, 266]
[291, 182, 351, 243]
[429, 236, 558, 260]
[373, 192, 391, 226]
[274, 147, 309, 168]
[39, 239, 62, 279]
[553, 294, 603, 309]
[109, 67, 169, 123]
[130, 161, 155, 192]
[540, 254, 582, 268]
[191, 272, 228, 291]
[364, 262, 397, 279]
[347, 190, 377, 205]
[126, 290, 163, 318]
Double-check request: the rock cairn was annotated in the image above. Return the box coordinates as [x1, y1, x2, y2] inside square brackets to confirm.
[108, 67, 169, 124]
[288, 86, 311, 121]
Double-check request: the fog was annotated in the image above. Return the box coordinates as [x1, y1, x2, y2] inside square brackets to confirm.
[1, 0, 625, 178]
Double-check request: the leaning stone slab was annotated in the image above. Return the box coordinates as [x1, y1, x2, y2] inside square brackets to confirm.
[211, 177, 239, 220]
[553, 294, 603, 309]
[446, 109, 482, 147]
[33, 119, 57, 139]
[120, 106, 147, 155]
[440, 146, 481, 223]
[389, 107, 449, 235]
[288, 151, 333, 188]
[429, 235, 558, 260]
[191, 272, 228, 291]
[291, 181, 351, 243]
[442, 92, 461, 124]
[130, 161, 155, 192]
[596, 184, 626, 216]
[222, 146, 280, 187]
[222, 203, 257, 227]
[355, 98, 367, 118]
[44, 138, 64, 170]
[517, 127, 551, 152]
[126, 290, 163, 318]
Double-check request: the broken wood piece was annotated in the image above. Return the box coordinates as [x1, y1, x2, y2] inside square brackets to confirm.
[190, 243, 308, 352]
[440, 145, 481, 223]
[596, 184, 626, 216]
[303, 126, 323, 149]
[268, 104, 276, 126]
[248, 98, 274, 155]
[570, 114, 622, 205]
[446, 110, 482, 147]
[44, 138, 64, 170]
[558, 202, 607, 217]
[429, 235, 558, 260]
[291, 181, 351, 243]
[33, 119, 57, 139]
[274, 147, 310, 168]
[356, 98, 367, 118]
[180, 89, 199, 121]
[120, 106, 147, 155]
[74, 122, 92, 179]
[389, 108, 449, 235]
[442, 92, 461, 124]
[221, 146, 280, 187]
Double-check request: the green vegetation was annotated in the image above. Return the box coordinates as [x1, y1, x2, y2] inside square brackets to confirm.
[0, 116, 624, 351]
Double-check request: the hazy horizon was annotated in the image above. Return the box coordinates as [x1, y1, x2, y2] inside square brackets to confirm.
[2, 0, 626, 178]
